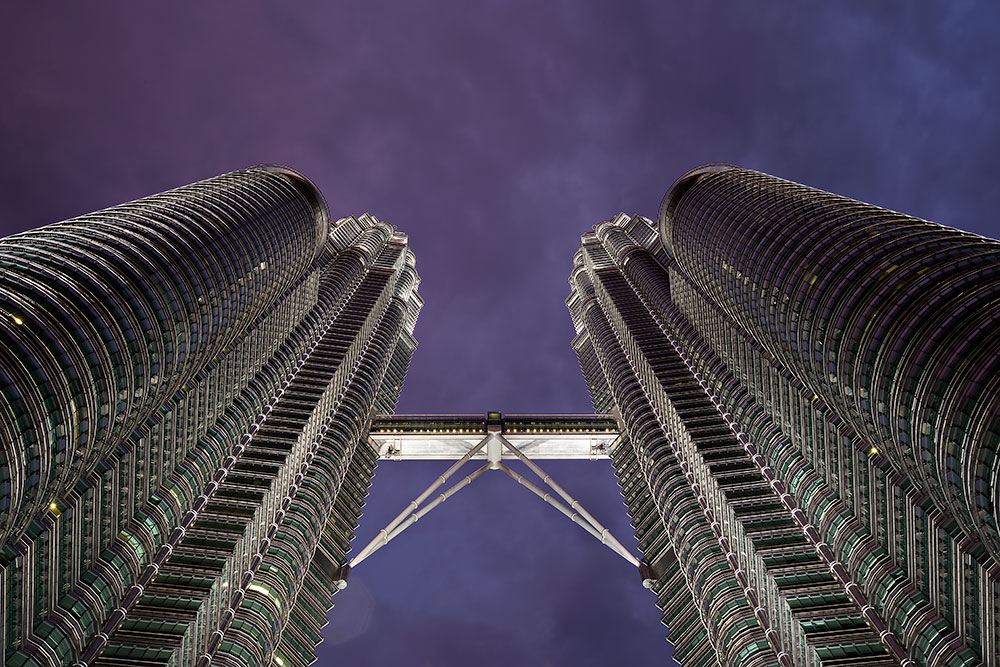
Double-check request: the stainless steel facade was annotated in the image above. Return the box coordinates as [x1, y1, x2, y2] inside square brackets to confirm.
[4, 161, 998, 666]
[0, 167, 421, 666]
[568, 166, 999, 666]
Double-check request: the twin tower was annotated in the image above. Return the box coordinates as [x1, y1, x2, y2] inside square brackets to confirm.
[1, 165, 998, 666]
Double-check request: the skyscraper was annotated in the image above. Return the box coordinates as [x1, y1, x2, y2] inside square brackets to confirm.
[567, 166, 999, 666]
[0, 167, 422, 666]
[4, 161, 998, 667]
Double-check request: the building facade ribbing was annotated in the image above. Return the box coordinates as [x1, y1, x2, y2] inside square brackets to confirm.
[0, 167, 421, 666]
[568, 166, 999, 666]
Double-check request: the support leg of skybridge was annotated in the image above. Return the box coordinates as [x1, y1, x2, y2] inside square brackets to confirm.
[349, 433, 491, 568]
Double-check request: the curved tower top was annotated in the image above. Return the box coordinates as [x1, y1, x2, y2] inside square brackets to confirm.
[255, 163, 331, 253]
[662, 165, 1000, 562]
[657, 163, 734, 255]
[0, 166, 331, 543]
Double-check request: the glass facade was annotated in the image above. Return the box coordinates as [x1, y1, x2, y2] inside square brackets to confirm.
[0, 169, 421, 666]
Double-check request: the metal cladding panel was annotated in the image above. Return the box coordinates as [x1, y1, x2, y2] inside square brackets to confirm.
[0, 167, 329, 544]
[665, 167, 1000, 564]
[569, 203, 1000, 665]
[0, 165, 422, 667]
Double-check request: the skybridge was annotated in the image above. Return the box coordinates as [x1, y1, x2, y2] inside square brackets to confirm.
[368, 411, 619, 460]
[343, 412, 660, 586]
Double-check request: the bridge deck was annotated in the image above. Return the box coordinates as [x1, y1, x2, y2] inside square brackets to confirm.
[369, 412, 619, 460]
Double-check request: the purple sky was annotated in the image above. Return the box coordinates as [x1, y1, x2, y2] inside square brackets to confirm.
[3, 2, 1000, 665]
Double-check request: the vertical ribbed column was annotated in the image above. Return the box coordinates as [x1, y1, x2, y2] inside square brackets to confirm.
[663, 261, 993, 664]
[570, 232, 777, 666]
[604, 218, 967, 665]
[1, 166, 334, 666]
[202, 232, 421, 667]
[567, 211, 968, 665]
[1, 172, 420, 667]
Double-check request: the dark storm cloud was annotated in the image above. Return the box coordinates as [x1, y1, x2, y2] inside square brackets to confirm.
[3, 1, 999, 665]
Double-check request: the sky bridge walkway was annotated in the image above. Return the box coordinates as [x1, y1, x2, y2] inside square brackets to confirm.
[368, 411, 620, 460]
